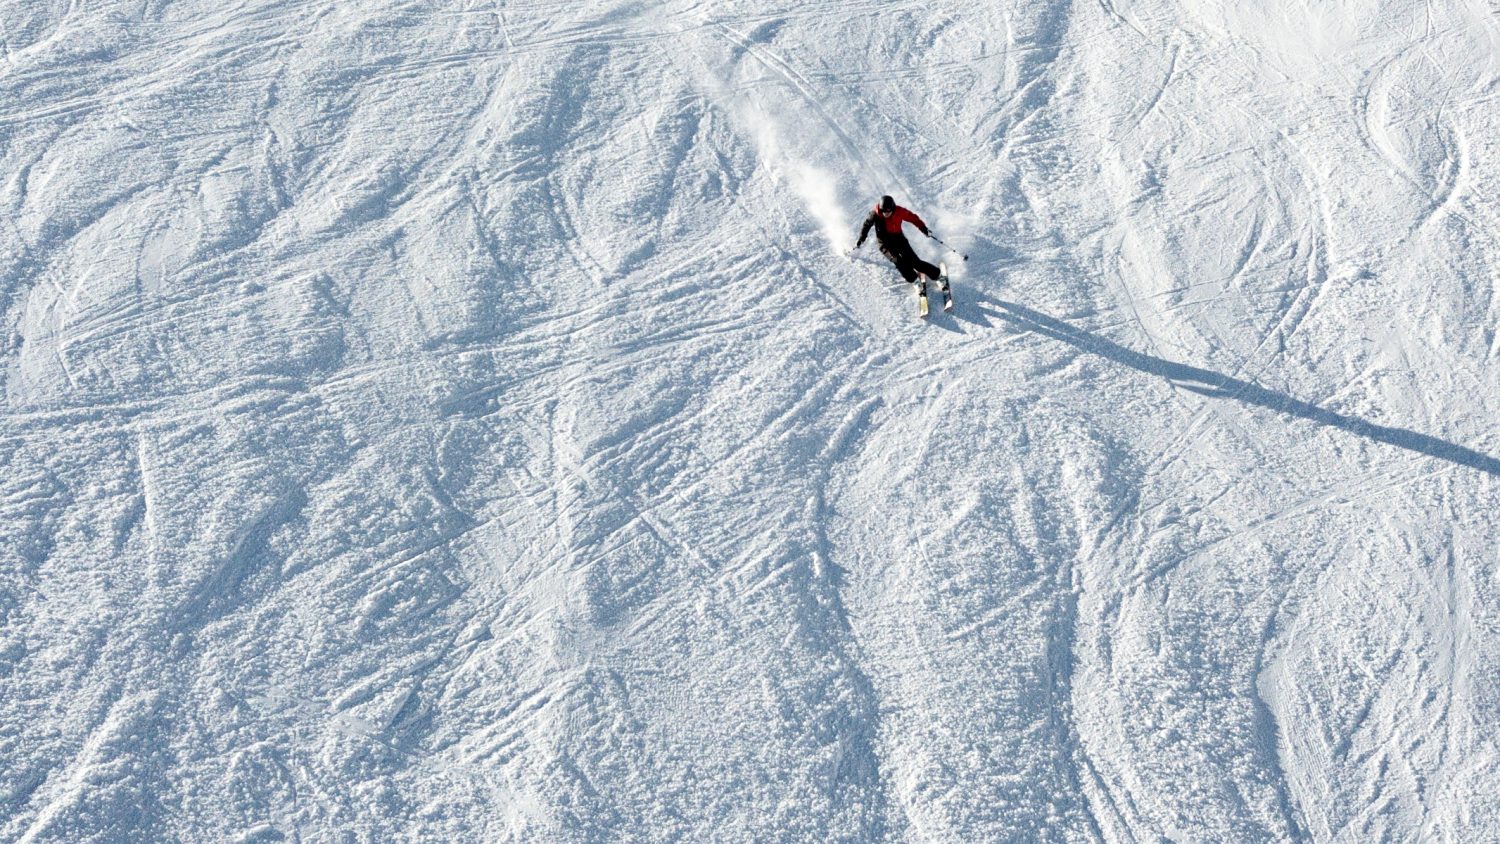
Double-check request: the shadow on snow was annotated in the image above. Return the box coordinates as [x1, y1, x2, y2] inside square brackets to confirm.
[982, 298, 1500, 478]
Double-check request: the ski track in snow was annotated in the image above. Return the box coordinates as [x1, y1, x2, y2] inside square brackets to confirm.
[4, 0, 1500, 841]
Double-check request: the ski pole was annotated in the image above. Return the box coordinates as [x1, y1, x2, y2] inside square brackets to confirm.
[929, 233, 968, 261]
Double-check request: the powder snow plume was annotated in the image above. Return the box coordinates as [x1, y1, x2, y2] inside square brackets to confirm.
[741, 102, 853, 254]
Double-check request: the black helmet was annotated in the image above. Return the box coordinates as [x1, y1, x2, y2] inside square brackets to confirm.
[879, 195, 895, 214]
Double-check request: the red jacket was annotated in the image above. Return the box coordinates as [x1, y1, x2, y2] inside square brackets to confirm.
[857, 204, 929, 248]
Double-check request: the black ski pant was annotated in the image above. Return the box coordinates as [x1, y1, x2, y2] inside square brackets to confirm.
[879, 236, 940, 283]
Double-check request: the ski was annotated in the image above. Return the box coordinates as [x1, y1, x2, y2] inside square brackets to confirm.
[917, 279, 929, 317]
[939, 262, 953, 311]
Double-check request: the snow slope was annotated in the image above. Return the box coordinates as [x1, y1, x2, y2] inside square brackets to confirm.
[4, 0, 1500, 840]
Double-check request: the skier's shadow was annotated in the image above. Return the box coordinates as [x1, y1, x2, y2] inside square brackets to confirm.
[976, 297, 1500, 478]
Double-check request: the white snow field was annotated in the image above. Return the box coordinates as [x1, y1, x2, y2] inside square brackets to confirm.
[5, 0, 1500, 840]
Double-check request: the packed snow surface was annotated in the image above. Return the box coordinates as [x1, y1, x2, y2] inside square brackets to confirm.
[5, 0, 1500, 840]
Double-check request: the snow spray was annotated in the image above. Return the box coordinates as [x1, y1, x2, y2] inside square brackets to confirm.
[741, 105, 852, 254]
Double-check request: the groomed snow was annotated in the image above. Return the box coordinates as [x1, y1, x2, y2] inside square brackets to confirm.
[4, 0, 1500, 840]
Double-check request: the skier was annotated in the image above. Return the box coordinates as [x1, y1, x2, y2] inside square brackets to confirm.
[853, 195, 950, 313]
